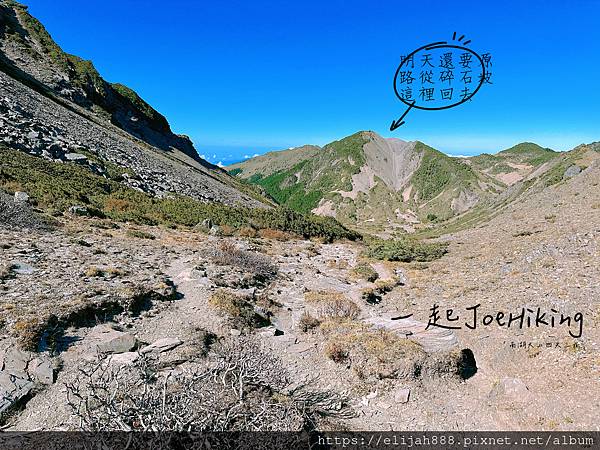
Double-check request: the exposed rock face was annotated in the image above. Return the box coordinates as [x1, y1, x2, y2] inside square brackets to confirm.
[363, 314, 459, 353]
[0, 346, 55, 415]
[361, 135, 421, 191]
[563, 165, 582, 179]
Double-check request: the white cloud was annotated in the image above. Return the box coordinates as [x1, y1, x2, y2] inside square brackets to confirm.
[244, 154, 250, 159]
[253, 153, 259, 157]
[199, 154, 206, 160]
[216, 161, 225, 168]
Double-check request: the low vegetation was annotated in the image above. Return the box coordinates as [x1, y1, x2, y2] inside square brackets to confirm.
[319, 318, 464, 381]
[208, 289, 269, 329]
[233, 132, 368, 214]
[361, 278, 400, 304]
[65, 337, 353, 431]
[411, 142, 477, 202]
[351, 261, 379, 282]
[0, 148, 360, 241]
[366, 238, 448, 262]
[125, 229, 156, 240]
[304, 290, 360, 320]
[298, 311, 321, 332]
[320, 319, 426, 380]
[209, 241, 277, 284]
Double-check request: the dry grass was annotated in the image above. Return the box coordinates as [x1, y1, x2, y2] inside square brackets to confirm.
[319, 318, 427, 380]
[209, 241, 277, 284]
[13, 317, 46, 351]
[1, 180, 23, 193]
[208, 289, 269, 329]
[305, 243, 320, 257]
[103, 198, 134, 213]
[298, 311, 321, 332]
[304, 291, 360, 320]
[258, 228, 295, 241]
[238, 226, 257, 238]
[105, 267, 125, 278]
[220, 224, 235, 236]
[327, 259, 349, 270]
[84, 266, 104, 277]
[350, 261, 379, 282]
[324, 341, 349, 363]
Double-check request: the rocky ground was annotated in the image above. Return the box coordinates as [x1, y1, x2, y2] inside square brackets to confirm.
[1, 157, 598, 431]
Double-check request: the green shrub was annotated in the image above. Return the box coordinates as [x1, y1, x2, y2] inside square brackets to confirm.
[351, 262, 379, 282]
[412, 143, 476, 201]
[367, 239, 448, 262]
[126, 229, 156, 240]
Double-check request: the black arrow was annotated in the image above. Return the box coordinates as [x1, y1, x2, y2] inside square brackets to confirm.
[390, 100, 416, 131]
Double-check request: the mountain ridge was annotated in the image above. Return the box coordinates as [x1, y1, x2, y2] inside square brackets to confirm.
[229, 131, 598, 235]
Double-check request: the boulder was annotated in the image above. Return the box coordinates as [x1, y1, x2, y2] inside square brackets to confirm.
[0, 371, 34, 415]
[13, 191, 29, 204]
[28, 357, 54, 385]
[488, 377, 531, 402]
[68, 205, 90, 217]
[139, 337, 183, 354]
[364, 314, 458, 353]
[258, 326, 284, 337]
[563, 165, 582, 179]
[394, 387, 411, 403]
[64, 153, 88, 163]
[109, 352, 139, 366]
[10, 262, 37, 275]
[96, 331, 137, 354]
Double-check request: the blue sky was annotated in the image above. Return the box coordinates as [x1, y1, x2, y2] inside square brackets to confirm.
[25, 0, 600, 164]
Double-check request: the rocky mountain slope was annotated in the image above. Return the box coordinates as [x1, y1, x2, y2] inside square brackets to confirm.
[467, 142, 558, 186]
[229, 132, 598, 235]
[0, 0, 265, 206]
[1, 144, 598, 433]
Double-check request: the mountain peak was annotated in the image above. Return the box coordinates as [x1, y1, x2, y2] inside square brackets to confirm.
[499, 142, 556, 155]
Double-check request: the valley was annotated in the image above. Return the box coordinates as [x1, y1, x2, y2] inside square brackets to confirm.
[0, 0, 598, 436]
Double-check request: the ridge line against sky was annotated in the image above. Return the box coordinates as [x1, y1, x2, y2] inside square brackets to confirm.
[22, 0, 600, 165]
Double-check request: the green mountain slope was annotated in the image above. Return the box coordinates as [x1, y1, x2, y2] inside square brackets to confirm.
[468, 142, 559, 186]
[230, 133, 369, 214]
[229, 132, 596, 236]
[229, 132, 506, 234]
